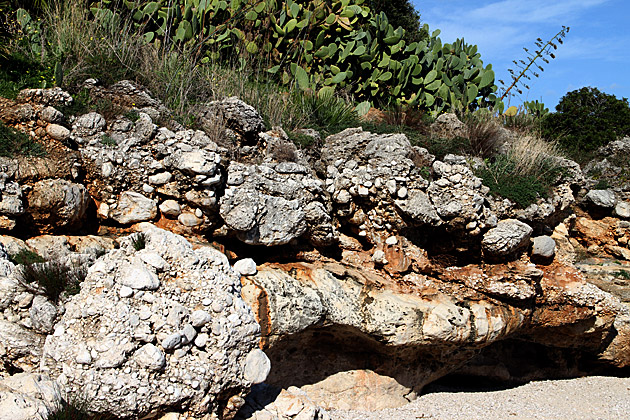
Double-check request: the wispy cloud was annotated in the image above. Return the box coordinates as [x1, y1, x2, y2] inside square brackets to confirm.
[422, 0, 612, 60]
[467, 0, 610, 24]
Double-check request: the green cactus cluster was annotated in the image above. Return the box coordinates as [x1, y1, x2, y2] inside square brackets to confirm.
[90, 0, 500, 113]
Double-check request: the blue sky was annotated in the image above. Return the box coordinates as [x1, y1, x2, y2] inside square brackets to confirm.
[411, 0, 630, 110]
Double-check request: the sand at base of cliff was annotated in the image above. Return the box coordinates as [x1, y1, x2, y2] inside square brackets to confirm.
[329, 376, 630, 420]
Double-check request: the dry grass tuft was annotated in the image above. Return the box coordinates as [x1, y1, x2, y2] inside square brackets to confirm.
[507, 133, 562, 177]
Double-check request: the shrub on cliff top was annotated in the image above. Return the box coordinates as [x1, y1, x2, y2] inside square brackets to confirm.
[542, 87, 630, 161]
[0, 121, 45, 157]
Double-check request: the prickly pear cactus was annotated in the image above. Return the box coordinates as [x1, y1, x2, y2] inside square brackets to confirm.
[90, 0, 500, 113]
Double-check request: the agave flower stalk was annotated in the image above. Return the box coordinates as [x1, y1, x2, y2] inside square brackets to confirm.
[499, 26, 569, 101]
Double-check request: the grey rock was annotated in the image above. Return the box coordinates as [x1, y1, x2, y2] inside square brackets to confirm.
[73, 112, 106, 137]
[110, 191, 157, 224]
[191, 310, 212, 327]
[234, 258, 257, 276]
[0, 319, 45, 373]
[45, 123, 70, 141]
[40, 106, 64, 123]
[178, 212, 203, 227]
[133, 112, 157, 143]
[159, 199, 181, 217]
[181, 324, 197, 345]
[482, 219, 533, 257]
[531, 235, 556, 259]
[118, 259, 160, 290]
[0, 373, 63, 420]
[134, 343, 165, 371]
[430, 113, 466, 139]
[17, 87, 73, 106]
[243, 348, 271, 385]
[165, 149, 218, 176]
[148, 172, 172, 185]
[197, 97, 264, 140]
[41, 226, 260, 418]
[585, 189, 617, 208]
[29, 296, 58, 334]
[615, 201, 630, 219]
[27, 179, 90, 231]
[0, 176, 24, 217]
[222, 190, 307, 246]
[395, 189, 441, 225]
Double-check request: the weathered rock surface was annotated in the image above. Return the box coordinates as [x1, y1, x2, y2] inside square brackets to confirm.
[219, 161, 333, 246]
[195, 97, 265, 141]
[241, 258, 628, 408]
[585, 189, 617, 209]
[109, 191, 157, 224]
[0, 373, 63, 420]
[430, 113, 466, 139]
[236, 385, 330, 420]
[41, 226, 263, 418]
[482, 219, 533, 258]
[26, 178, 91, 232]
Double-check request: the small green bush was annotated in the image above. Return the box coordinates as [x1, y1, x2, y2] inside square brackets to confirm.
[476, 154, 562, 208]
[100, 134, 117, 147]
[8, 248, 45, 265]
[614, 270, 630, 280]
[300, 92, 360, 135]
[16, 260, 86, 302]
[542, 87, 630, 160]
[123, 109, 140, 122]
[0, 121, 45, 157]
[131, 232, 146, 251]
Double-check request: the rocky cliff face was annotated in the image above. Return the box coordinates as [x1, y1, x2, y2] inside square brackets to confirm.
[1, 82, 630, 419]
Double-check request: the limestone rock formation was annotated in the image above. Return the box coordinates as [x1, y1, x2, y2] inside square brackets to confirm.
[26, 178, 91, 232]
[41, 226, 264, 418]
[0, 373, 63, 420]
[219, 161, 333, 246]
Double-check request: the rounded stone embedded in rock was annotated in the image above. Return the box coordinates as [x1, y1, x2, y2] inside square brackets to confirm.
[118, 261, 160, 290]
[46, 123, 70, 141]
[161, 332, 183, 351]
[29, 295, 58, 334]
[585, 189, 617, 208]
[233, 258, 257, 276]
[243, 348, 271, 385]
[134, 343, 166, 371]
[40, 106, 64, 123]
[159, 200, 181, 218]
[531, 235, 556, 259]
[148, 172, 172, 186]
[191, 310, 212, 327]
[119, 286, 134, 298]
[27, 178, 90, 232]
[110, 191, 158, 225]
[614, 201, 630, 219]
[482, 219, 533, 258]
[178, 212, 203, 227]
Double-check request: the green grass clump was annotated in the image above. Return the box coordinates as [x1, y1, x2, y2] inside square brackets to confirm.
[131, 232, 146, 251]
[16, 260, 86, 302]
[0, 53, 55, 99]
[123, 109, 140, 122]
[476, 154, 562, 208]
[8, 248, 45, 265]
[47, 398, 118, 420]
[614, 270, 630, 280]
[100, 134, 117, 147]
[0, 121, 46, 157]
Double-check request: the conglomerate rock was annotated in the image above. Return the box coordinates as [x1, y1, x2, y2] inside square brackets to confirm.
[41, 226, 265, 418]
